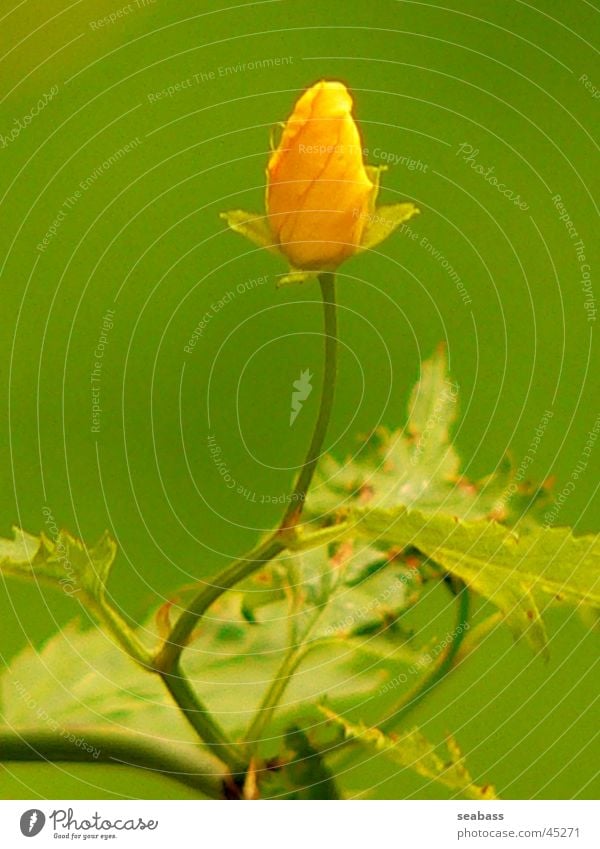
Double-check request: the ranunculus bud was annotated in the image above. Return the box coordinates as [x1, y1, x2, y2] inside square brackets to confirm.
[266, 80, 373, 270]
[221, 80, 419, 284]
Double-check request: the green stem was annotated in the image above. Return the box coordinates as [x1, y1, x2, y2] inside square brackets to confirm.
[94, 601, 153, 668]
[154, 536, 285, 673]
[159, 664, 246, 773]
[155, 272, 338, 674]
[0, 726, 228, 799]
[381, 583, 471, 732]
[284, 520, 350, 552]
[244, 605, 327, 753]
[280, 271, 338, 529]
[244, 645, 304, 753]
[453, 611, 503, 663]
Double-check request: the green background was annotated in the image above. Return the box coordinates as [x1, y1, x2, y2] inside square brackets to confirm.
[1, 0, 598, 799]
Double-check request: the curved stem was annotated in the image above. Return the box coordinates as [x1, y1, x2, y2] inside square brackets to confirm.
[155, 273, 338, 676]
[3, 278, 338, 790]
[380, 583, 471, 732]
[0, 726, 228, 799]
[155, 536, 285, 673]
[281, 271, 338, 529]
[159, 664, 246, 773]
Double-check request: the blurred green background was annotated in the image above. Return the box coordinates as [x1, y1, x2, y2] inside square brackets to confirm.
[1, 0, 598, 799]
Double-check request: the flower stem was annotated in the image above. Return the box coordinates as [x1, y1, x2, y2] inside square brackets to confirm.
[281, 271, 338, 529]
[0, 726, 228, 799]
[155, 273, 338, 672]
[380, 582, 471, 732]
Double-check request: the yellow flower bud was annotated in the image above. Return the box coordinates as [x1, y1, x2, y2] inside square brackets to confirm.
[221, 80, 419, 284]
[266, 80, 373, 270]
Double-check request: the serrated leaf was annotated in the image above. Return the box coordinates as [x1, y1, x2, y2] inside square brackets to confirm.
[349, 505, 600, 654]
[236, 540, 419, 647]
[0, 604, 404, 746]
[0, 527, 114, 611]
[0, 532, 429, 761]
[0, 527, 40, 563]
[307, 347, 516, 523]
[0, 527, 150, 664]
[320, 706, 497, 800]
[408, 344, 458, 443]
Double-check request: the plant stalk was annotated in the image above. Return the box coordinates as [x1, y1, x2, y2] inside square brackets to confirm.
[155, 272, 338, 674]
[159, 664, 246, 773]
[381, 582, 471, 732]
[281, 271, 338, 529]
[0, 726, 228, 799]
[243, 604, 328, 753]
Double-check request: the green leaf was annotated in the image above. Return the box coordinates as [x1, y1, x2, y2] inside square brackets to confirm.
[307, 346, 516, 522]
[0, 527, 40, 563]
[349, 505, 600, 654]
[1, 620, 204, 751]
[306, 346, 558, 531]
[297, 346, 594, 656]
[0, 609, 393, 744]
[320, 706, 498, 800]
[0, 527, 150, 665]
[235, 540, 420, 652]
[0, 527, 114, 610]
[0, 536, 427, 752]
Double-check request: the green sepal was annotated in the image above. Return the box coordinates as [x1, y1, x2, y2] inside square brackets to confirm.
[358, 163, 420, 251]
[365, 164, 387, 211]
[276, 269, 321, 288]
[359, 203, 420, 252]
[269, 122, 286, 152]
[220, 209, 278, 253]
[220, 213, 326, 286]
